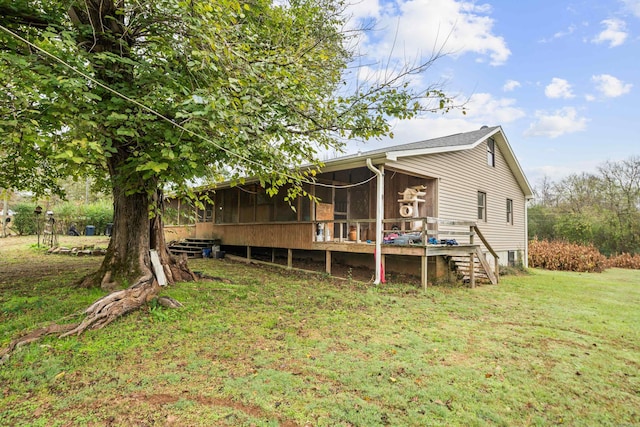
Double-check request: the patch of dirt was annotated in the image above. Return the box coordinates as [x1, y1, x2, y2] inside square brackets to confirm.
[128, 392, 301, 427]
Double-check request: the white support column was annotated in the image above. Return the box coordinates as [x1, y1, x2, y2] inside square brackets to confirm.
[366, 159, 384, 285]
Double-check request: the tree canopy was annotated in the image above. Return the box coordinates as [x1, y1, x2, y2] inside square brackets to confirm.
[1, 0, 453, 199]
[529, 156, 640, 255]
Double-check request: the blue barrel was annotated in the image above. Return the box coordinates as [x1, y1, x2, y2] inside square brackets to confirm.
[85, 225, 95, 236]
[202, 248, 212, 258]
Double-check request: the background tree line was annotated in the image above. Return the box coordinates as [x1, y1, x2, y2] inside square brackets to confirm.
[529, 156, 640, 256]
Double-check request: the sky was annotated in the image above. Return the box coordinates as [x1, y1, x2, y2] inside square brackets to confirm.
[340, 0, 640, 189]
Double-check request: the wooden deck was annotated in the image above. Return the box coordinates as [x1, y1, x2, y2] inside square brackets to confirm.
[194, 216, 499, 289]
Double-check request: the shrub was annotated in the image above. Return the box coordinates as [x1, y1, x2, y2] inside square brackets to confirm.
[11, 203, 38, 235]
[607, 253, 640, 270]
[528, 239, 607, 273]
[48, 201, 113, 235]
[83, 201, 113, 234]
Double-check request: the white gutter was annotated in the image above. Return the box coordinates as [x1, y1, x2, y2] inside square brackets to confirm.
[524, 197, 532, 268]
[366, 159, 384, 285]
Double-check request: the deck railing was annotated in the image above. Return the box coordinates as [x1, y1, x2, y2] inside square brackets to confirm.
[314, 216, 499, 284]
[313, 216, 478, 245]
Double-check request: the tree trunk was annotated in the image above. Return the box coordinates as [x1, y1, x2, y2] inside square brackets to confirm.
[68, 184, 194, 336]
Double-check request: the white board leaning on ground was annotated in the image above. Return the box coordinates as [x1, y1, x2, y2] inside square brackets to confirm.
[149, 249, 167, 286]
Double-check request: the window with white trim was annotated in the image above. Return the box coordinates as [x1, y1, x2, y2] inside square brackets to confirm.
[487, 138, 495, 167]
[478, 191, 487, 221]
[506, 198, 513, 225]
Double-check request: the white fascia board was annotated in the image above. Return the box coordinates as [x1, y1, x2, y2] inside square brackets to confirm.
[385, 144, 472, 161]
[494, 129, 534, 198]
[386, 127, 501, 161]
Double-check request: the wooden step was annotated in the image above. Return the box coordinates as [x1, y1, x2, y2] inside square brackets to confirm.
[168, 238, 221, 258]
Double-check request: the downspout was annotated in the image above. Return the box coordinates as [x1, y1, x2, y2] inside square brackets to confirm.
[524, 197, 531, 268]
[366, 159, 384, 285]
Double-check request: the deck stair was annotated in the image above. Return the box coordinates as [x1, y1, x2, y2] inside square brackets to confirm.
[169, 238, 221, 258]
[448, 247, 498, 285]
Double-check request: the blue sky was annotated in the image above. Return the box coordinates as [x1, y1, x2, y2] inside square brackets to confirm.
[342, 0, 639, 188]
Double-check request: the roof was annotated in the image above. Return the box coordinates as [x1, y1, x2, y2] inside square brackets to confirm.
[201, 125, 533, 198]
[335, 126, 501, 162]
[323, 125, 534, 198]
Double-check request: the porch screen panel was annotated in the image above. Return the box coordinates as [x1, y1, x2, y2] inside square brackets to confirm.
[301, 184, 312, 221]
[274, 186, 297, 222]
[350, 187, 369, 219]
[223, 188, 239, 223]
[239, 186, 256, 223]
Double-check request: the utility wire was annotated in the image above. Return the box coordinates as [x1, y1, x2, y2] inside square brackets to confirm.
[0, 23, 378, 190]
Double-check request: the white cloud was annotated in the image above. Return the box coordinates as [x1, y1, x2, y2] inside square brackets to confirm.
[524, 107, 588, 138]
[591, 18, 628, 47]
[348, 0, 382, 21]
[350, 92, 524, 149]
[592, 74, 633, 97]
[463, 93, 526, 123]
[526, 161, 601, 185]
[545, 78, 575, 99]
[539, 24, 576, 43]
[503, 79, 521, 92]
[621, 0, 640, 18]
[353, 0, 511, 66]
[585, 94, 596, 102]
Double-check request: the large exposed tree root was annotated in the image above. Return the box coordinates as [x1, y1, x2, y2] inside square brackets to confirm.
[61, 273, 159, 337]
[0, 324, 77, 364]
[1, 261, 193, 364]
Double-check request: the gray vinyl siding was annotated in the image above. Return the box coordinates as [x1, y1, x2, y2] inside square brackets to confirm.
[386, 136, 527, 255]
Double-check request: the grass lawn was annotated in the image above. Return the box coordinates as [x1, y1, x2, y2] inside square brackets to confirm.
[1, 236, 639, 426]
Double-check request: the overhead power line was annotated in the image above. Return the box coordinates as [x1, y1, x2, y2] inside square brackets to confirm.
[0, 23, 378, 191]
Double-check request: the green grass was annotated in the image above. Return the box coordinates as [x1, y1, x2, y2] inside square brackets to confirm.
[1, 238, 639, 426]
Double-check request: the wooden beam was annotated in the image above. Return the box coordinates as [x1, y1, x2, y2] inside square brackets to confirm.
[325, 250, 332, 275]
[287, 249, 293, 269]
[247, 246, 251, 260]
[469, 252, 475, 288]
[421, 255, 428, 291]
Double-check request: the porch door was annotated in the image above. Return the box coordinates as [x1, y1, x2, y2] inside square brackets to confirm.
[334, 188, 348, 239]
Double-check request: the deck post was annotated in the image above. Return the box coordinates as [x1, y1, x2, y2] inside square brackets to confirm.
[271, 248, 276, 263]
[287, 249, 293, 269]
[469, 252, 475, 288]
[421, 255, 428, 291]
[247, 246, 251, 261]
[494, 257, 499, 284]
[325, 250, 332, 274]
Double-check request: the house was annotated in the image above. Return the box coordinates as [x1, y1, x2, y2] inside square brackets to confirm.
[174, 125, 533, 288]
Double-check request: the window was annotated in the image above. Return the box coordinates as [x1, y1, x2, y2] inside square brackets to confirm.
[478, 191, 487, 221]
[506, 198, 513, 225]
[508, 251, 516, 267]
[487, 138, 495, 167]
